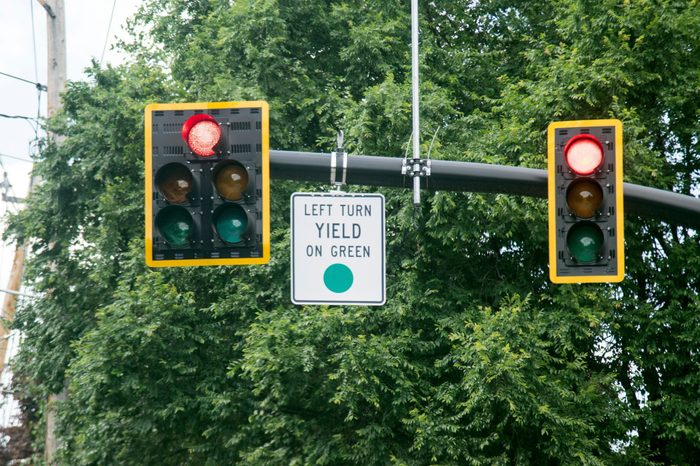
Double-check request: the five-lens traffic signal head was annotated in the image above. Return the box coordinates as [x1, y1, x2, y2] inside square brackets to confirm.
[548, 119, 624, 283]
[145, 101, 270, 267]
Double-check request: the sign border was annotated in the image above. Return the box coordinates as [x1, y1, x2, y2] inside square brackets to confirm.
[290, 192, 386, 306]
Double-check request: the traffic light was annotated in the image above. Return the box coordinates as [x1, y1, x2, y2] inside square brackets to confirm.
[144, 101, 270, 267]
[548, 119, 624, 283]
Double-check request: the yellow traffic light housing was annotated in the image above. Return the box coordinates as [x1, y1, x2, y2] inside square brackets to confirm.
[548, 119, 624, 283]
[145, 101, 270, 267]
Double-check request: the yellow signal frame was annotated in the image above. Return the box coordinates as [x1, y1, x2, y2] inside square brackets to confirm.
[548, 119, 624, 283]
[145, 101, 270, 267]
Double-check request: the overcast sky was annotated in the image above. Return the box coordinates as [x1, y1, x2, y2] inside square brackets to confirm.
[0, 0, 142, 292]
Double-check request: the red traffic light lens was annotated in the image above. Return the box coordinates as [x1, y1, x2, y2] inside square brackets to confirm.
[181, 114, 221, 157]
[564, 134, 603, 175]
[566, 178, 604, 218]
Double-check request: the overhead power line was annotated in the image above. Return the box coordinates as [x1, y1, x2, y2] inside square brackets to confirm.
[100, 0, 118, 66]
[0, 113, 39, 122]
[0, 113, 39, 134]
[0, 152, 33, 163]
[30, 0, 39, 83]
[0, 70, 47, 92]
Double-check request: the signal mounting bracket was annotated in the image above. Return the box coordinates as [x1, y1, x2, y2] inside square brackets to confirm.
[330, 130, 347, 191]
[401, 158, 431, 178]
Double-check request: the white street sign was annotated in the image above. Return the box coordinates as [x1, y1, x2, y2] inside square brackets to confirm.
[291, 192, 385, 305]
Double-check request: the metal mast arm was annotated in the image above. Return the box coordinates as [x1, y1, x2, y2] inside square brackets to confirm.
[270, 150, 700, 229]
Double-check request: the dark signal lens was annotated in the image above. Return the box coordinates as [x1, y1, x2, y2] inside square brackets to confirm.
[214, 162, 249, 201]
[181, 114, 221, 157]
[564, 134, 603, 175]
[566, 178, 603, 218]
[156, 206, 194, 246]
[155, 163, 193, 204]
[566, 222, 604, 263]
[214, 204, 248, 244]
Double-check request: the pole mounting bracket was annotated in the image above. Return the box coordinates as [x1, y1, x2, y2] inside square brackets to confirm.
[330, 130, 347, 190]
[401, 158, 431, 178]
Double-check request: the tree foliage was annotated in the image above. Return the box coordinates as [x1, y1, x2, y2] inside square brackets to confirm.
[4, 0, 699, 464]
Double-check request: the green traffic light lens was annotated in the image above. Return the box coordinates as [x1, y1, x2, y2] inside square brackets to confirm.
[156, 206, 194, 246]
[214, 161, 249, 201]
[214, 204, 249, 244]
[566, 222, 604, 263]
[155, 163, 194, 204]
[566, 178, 603, 218]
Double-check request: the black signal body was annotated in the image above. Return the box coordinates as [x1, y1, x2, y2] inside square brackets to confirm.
[145, 101, 270, 267]
[548, 119, 624, 284]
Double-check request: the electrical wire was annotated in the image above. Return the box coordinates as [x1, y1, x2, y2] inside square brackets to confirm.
[0, 114, 37, 121]
[0, 114, 39, 129]
[0, 71, 46, 92]
[100, 0, 118, 66]
[0, 153, 33, 164]
[29, 0, 43, 140]
[0, 114, 39, 135]
[30, 0, 39, 83]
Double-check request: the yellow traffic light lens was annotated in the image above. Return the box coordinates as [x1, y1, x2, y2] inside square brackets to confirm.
[566, 222, 604, 263]
[156, 206, 194, 246]
[564, 135, 603, 175]
[214, 204, 248, 244]
[181, 114, 221, 157]
[214, 161, 249, 201]
[155, 163, 193, 204]
[566, 178, 603, 218]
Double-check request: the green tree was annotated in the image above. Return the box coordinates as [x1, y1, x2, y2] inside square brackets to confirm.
[5, 0, 699, 464]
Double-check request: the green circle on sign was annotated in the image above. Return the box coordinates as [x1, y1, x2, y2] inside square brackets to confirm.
[324, 263, 354, 293]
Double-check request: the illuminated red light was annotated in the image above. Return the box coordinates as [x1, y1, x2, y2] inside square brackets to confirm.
[564, 134, 604, 175]
[181, 114, 221, 157]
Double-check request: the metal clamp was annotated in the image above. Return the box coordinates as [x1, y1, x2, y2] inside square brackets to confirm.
[401, 158, 431, 178]
[330, 131, 347, 190]
[402, 157, 431, 207]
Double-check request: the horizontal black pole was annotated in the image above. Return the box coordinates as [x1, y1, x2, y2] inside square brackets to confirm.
[270, 150, 700, 229]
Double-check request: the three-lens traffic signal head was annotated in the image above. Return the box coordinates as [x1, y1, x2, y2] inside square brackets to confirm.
[145, 101, 270, 267]
[548, 120, 624, 283]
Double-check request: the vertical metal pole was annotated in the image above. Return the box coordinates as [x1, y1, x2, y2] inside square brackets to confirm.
[410, 0, 421, 207]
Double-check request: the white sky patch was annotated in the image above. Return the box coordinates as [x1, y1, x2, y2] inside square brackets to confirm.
[0, 0, 142, 427]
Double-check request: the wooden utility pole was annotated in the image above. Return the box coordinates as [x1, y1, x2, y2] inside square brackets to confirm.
[0, 1, 67, 461]
[0, 250, 26, 366]
[0, 0, 67, 362]
[40, 0, 67, 118]
[35, 1, 67, 463]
